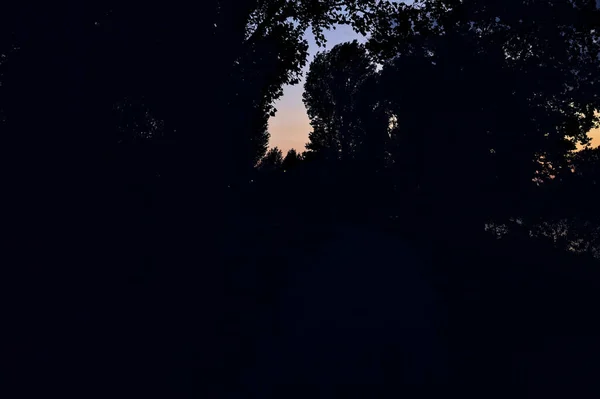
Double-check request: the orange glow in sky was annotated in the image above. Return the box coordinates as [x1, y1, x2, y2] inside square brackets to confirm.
[268, 111, 311, 154]
[583, 126, 600, 148]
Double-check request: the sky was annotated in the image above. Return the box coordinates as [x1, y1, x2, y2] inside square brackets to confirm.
[268, 20, 600, 155]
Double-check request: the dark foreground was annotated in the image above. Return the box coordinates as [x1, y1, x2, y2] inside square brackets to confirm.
[7, 208, 600, 399]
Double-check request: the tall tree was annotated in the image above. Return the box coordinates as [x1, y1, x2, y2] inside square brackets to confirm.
[304, 40, 387, 163]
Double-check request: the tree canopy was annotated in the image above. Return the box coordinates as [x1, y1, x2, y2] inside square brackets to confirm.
[304, 40, 388, 164]
[366, 0, 600, 226]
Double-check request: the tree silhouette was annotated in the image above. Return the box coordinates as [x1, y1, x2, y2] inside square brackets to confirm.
[257, 146, 284, 172]
[282, 149, 303, 171]
[303, 40, 386, 163]
[369, 0, 600, 234]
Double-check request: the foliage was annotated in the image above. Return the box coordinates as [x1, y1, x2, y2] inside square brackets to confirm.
[527, 146, 600, 257]
[257, 146, 284, 172]
[367, 0, 600, 226]
[304, 40, 387, 164]
[282, 149, 303, 171]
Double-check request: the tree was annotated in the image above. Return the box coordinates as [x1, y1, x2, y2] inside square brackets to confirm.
[282, 149, 303, 171]
[369, 0, 600, 233]
[257, 147, 284, 172]
[303, 40, 387, 163]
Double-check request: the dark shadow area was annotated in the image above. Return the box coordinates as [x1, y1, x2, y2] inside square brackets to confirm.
[3, 1, 600, 398]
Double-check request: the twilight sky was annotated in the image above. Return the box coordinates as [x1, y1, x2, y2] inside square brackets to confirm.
[268, 20, 600, 154]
